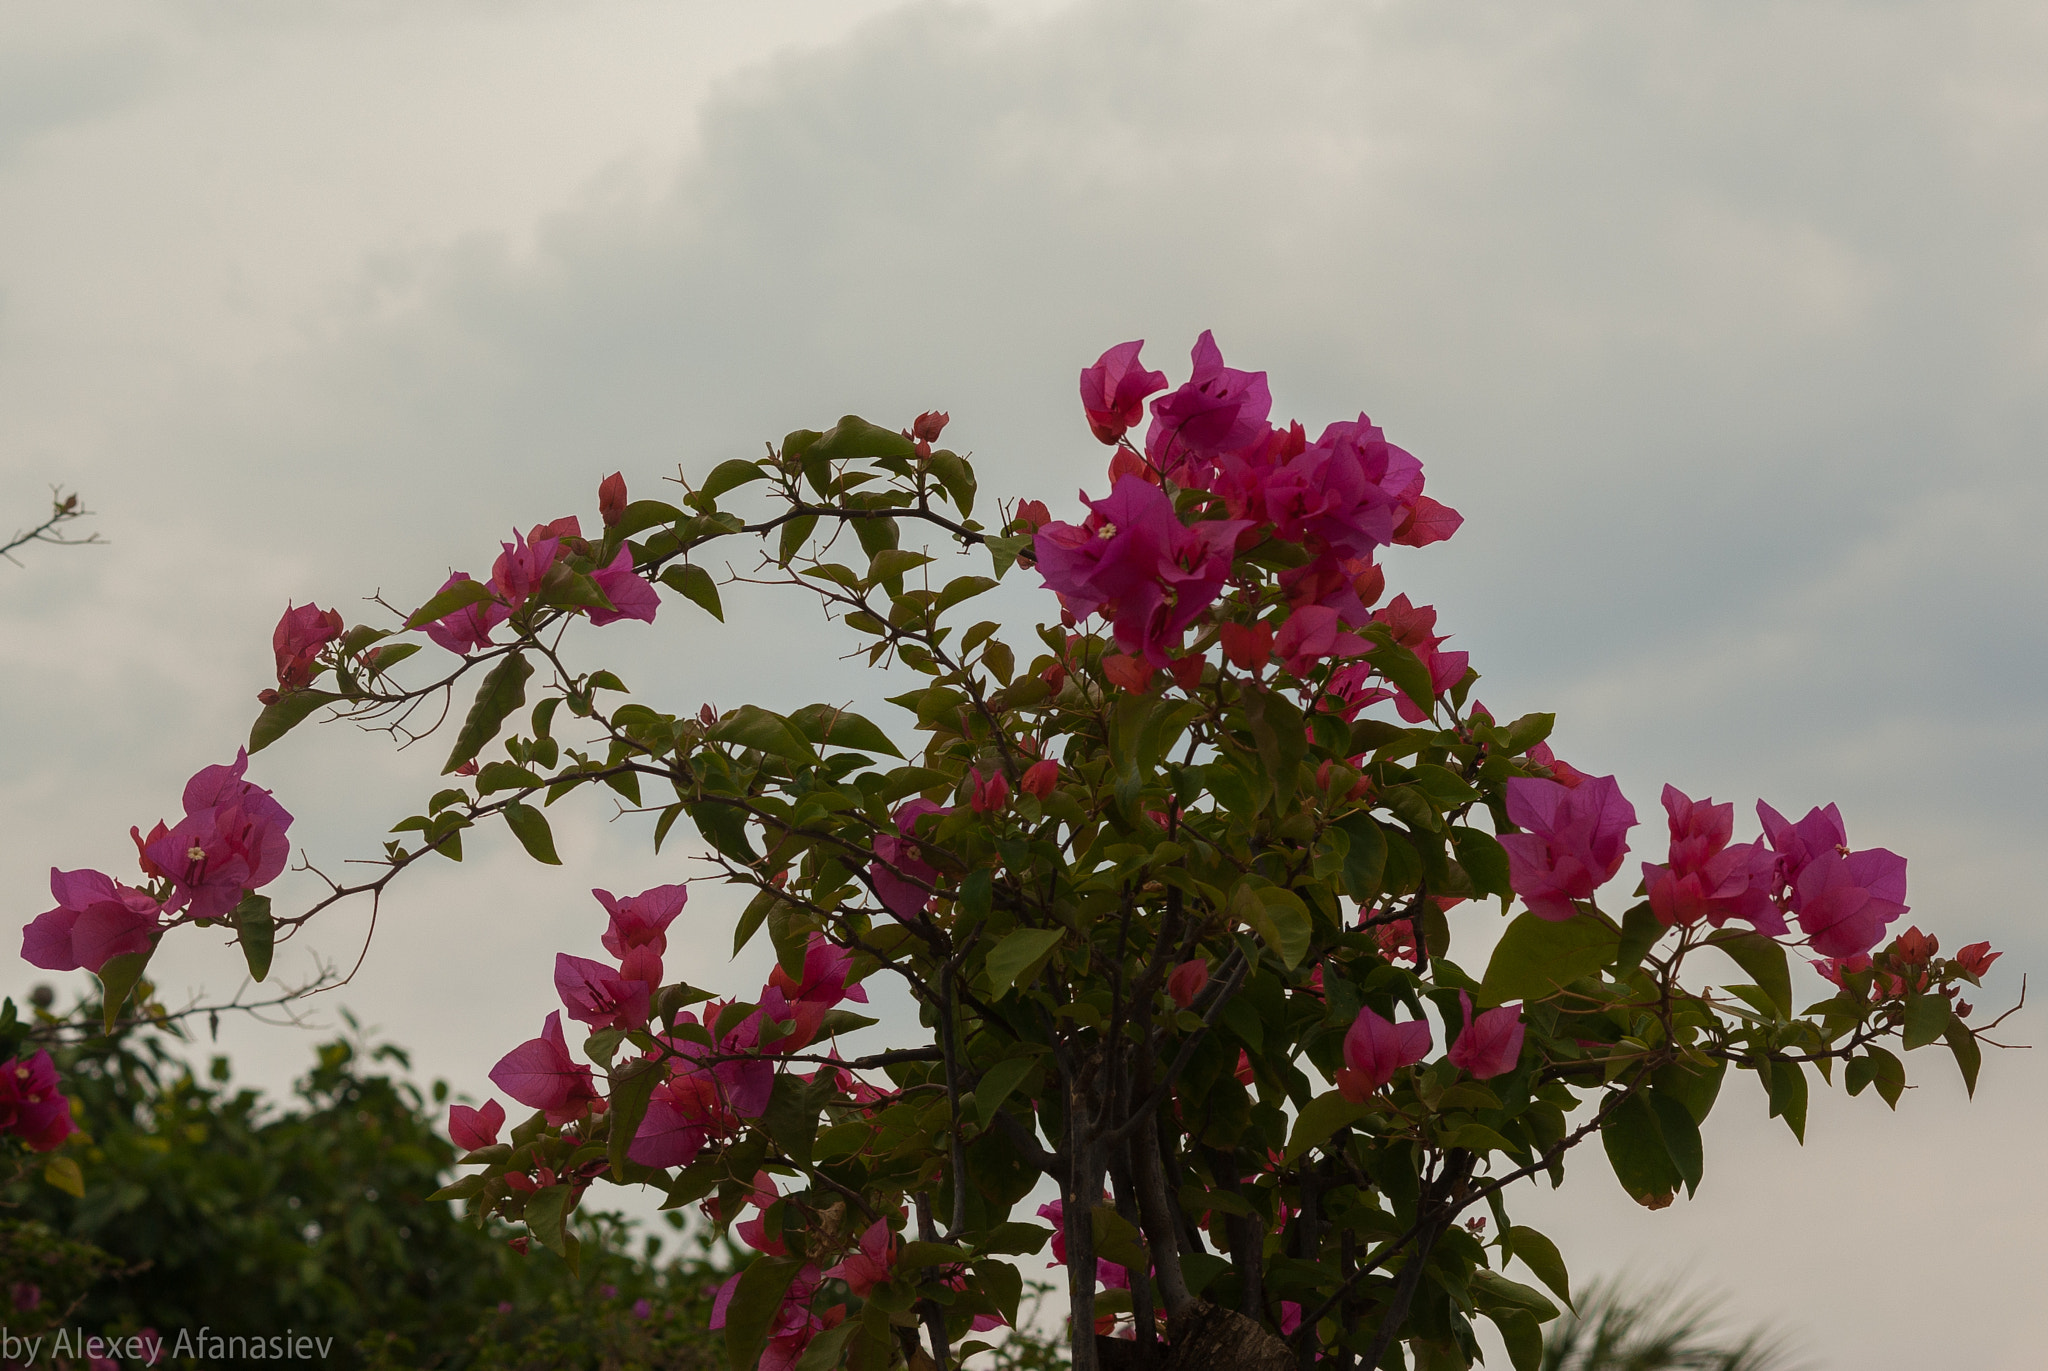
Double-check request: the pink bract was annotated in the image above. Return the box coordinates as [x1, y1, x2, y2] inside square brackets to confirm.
[1337, 1005, 1431, 1099]
[588, 546, 660, 627]
[1079, 340, 1169, 446]
[1446, 992, 1524, 1080]
[1499, 775, 1636, 921]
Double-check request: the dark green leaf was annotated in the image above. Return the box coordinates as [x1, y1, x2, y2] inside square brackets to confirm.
[1492, 1309, 1544, 1371]
[974, 1055, 1040, 1128]
[405, 576, 496, 630]
[1648, 1090, 1704, 1196]
[503, 802, 562, 865]
[1448, 825, 1512, 906]
[1612, 901, 1665, 974]
[1601, 1093, 1681, 1206]
[723, 1255, 806, 1371]
[1367, 641, 1436, 717]
[710, 705, 819, 765]
[927, 450, 977, 517]
[1767, 1059, 1808, 1142]
[1945, 1015, 1982, 1098]
[523, 1185, 577, 1270]
[659, 564, 724, 621]
[606, 1058, 663, 1174]
[1706, 930, 1793, 1018]
[442, 653, 533, 774]
[1902, 992, 1950, 1051]
[1480, 913, 1619, 1006]
[761, 1072, 822, 1168]
[1504, 1225, 1572, 1310]
[786, 704, 904, 758]
[1335, 812, 1388, 906]
[96, 945, 156, 1032]
[611, 499, 686, 537]
[249, 690, 341, 754]
[232, 893, 274, 983]
[700, 459, 769, 499]
[986, 928, 1063, 998]
[1284, 1089, 1372, 1162]
[806, 415, 918, 466]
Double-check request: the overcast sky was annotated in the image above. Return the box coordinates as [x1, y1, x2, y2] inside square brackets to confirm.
[4, 1, 2045, 1364]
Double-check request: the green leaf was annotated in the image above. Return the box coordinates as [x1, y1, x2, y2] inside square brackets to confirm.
[1706, 930, 1792, 1018]
[1243, 687, 1308, 808]
[806, 415, 918, 466]
[1650, 1056, 1725, 1125]
[1448, 826, 1512, 906]
[1491, 1309, 1543, 1371]
[1480, 912, 1619, 1006]
[792, 1319, 860, 1371]
[405, 575, 496, 629]
[700, 459, 769, 499]
[985, 928, 1063, 998]
[1285, 1089, 1371, 1162]
[524, 1184, 578, 1270]
[503, 802, 562, 865]
[443, 653, 533, 774]
[974, 1055, 1041, 1128]
[867, 548, 933, 583]
[607, 1058, 663, 1174]
[96, 947, 155, 1032]
[1179, 1251, 1230, 1296]
[1335, 812, 1388, 906]
[927, 450, 977, 517]
[786, 704, 904, 758]
[1612, 901, 1665, 975]
[710, 705, 819, 766]
[761, 1072, 822, 1168]
[1767, 1059, 1809, 1141]
[724, 1256, 807, 1371]
[249, 690, 341, 754]
[1503, 1225, 1572, 1310]
[42, 1155, 83, 1199]
[898, 1240, 973, 1270]
[1367, 641, 1436, 716]
[982, 1222, 1054, 1256]
[610, 499, 686, 537]
[1500, 712, 1555, 755]
[1471, 1269, 1559, 1322]
[1945, 1015, 1982, 1098]
[232, 893, 274, 983]
[1601, 1093, 1681, 1206]
[1867, 1046, 1906, 1108]
[1901, 992, 1950, 1051]
[1648, 1090, 1704, 1197]
[1236, 884, 1312, 970]
[659, 564, 724, 621]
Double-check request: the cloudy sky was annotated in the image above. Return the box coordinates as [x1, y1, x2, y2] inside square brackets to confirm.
[4, 0, 2045, 1363]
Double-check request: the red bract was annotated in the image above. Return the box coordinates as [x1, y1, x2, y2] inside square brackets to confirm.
[1321, 661, 1396, 721]
[1033, 475, 1248, 666]
[133, 751, 293, 921]
[1219, 620, 1273, 673]
[911, 410, 949, 444]
[1499, 775, 1636, 921]
[1369, 596, 1469, 723]
[588, 547, 660, 627]
[824, 1217, 898, 1297]
[1144, 331, 1272, 482]
[1446, 992, 1524, 1080]
[594, 884, 688, 959]
[554, 953, 651, 1031]
[1525, 741, 1586, 789]
[489, 529, 561, 611]
[1167, 959, 1209, 1009]
[1079, 341, 1169, 446]
[1639, 785, 1781, 934]
[488, 1011, 601, 1125]
[766, 932, 869, 1049]
[0, 1052, 74, 1153]
[448, 1098, 505, 1151]
[1020, 758, 1059, 798]
[1337, 1006, 1431, 1100]
[22, 868, 162, 974]
[1956, 941, 2001, 979]
[1273, 605, 1367, 677]
[422, 571, 508, 655]
[1213, 415, 1437, 566]
[271, 603, 343, 690]
[869, 800, 946, 920]
[968, 767, 1010, 814]
[598, 471, 628, 527]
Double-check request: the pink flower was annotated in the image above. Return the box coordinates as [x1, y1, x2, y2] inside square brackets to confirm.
[1219, 620, 1274, 673]
[766, 933, 869, 1049]
[1393, 494, 1463, 548]
[1445, 992, 1523, 1080]
[1272, 605, 1368, 677]
[1525, 741, 1586, 789]
[423, 571, 509, 655]
[1792, 847, 1908, 960]
[627, 1070, 714, 1168]
[1144, 332, 1273, 482]
[0, 1052, 74, 1152]
[1032, 475, 1248, 665]
[1020, 759, 1059, 798]
[1335, 1005, 1431, 1100]
[1956, 941, 2001, 979]
[968, 767, 1010, 814]
[598, 472, 628, 527]
[1812, 953, 1871, 989]
[448, 1098, 505, 1151]
[488, 1011, 601, 1125]
[589, 546, 660, 626]
[22, 868, 162, 974]
[489, 529, 562, 611]
[1756, 801, 1849, 896]
[1167, 959, 1209, 1009]
[1638, 785, 1782, 934]
[868, 800, 947, 920]
[272, 603, 343, 690]
[1499, 775, 1636, 921]
[824, 1218, 898, 1297]
[555, 953, 652, 1032]
[595, 884, 688, 959]
[1079, 341, 1170, 445]
[131, 751, 294, 921]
